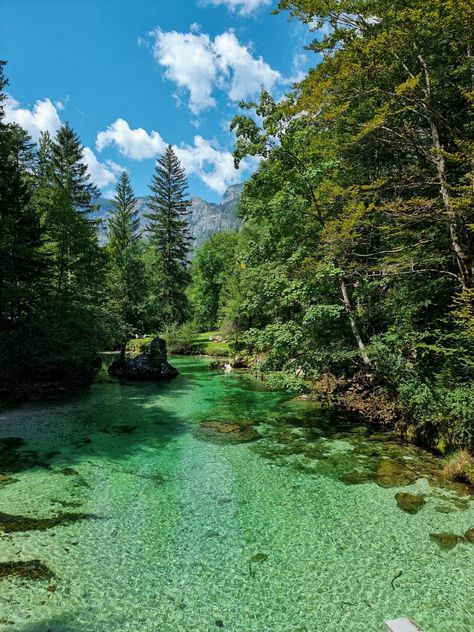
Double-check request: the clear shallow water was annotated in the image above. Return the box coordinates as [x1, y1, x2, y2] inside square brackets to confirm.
[0, 357, 473, 632]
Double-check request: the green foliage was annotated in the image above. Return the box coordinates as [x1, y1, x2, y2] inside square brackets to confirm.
[162, 322, 200, 355]
[189, 232, 238, 331]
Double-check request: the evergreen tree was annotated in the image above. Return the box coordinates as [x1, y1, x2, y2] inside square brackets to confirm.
[0, 61, 42, 326]
[107, 172, 147, 359]
[108, 171, 140, 257]
[145, 145, 192, 325]
[45, 122, 101, 301]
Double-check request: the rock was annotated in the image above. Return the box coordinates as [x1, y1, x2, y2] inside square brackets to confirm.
[109, 337, 178, 381]
[429, 532, 463, 551]
[0, 475, 18, 487]
[464, 528, 474, 543]
[193, 421, 261, 445]
[395, 492, 426, 514]
[0, 560, 55, 581]
[0, 511, 102, 533]
[376, 459, 417, 488]
[250, 553, 268, 563]
[149, 337, 167, 364]
[208, 360, 226, 370]
[232, 355, 248, 369]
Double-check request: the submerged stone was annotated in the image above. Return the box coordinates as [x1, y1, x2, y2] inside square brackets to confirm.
[376, 459, 417, 488]
[194, 421, 261, 444]
[429, 532, 463, 551]
[464, 528, 474, 543]
[0, 560, 55, 581]
[250, 553, 268, 563]
[0, 511, 102, 533]
[342, 471, 374, 485]
[0, 475, 18, 487]
[395, 492, 426, 514]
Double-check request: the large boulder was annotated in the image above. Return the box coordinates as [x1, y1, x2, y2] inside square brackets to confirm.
[109, 337, 178, 381]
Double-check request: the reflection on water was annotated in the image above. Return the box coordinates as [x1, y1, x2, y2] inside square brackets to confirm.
[0, 357, 472, 631]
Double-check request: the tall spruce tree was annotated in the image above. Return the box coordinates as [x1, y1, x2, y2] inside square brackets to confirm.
[45, 122, 101, 301]
[107, 171, 147, 359]
[0, 61, 42, 327]
[108, 171, 140, 257]
[145, 145, 192, 325]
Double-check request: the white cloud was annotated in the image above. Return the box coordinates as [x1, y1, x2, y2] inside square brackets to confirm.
[150, 28, 281, 114]
[175, 135, 256, 195]
[152, 30, 217, 114]
[96, 118, 166, 160]
[4, 95, 62, 142]
[82, 147, 124, 189]
[201, 0, 272, 16]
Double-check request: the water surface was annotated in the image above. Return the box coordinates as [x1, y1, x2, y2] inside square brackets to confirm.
[0, 357, 473, 631]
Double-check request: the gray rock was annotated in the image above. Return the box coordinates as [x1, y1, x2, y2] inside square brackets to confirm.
[109, 337, 178, 381]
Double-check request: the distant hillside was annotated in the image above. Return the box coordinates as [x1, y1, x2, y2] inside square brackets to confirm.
[95, 182, 244, 250]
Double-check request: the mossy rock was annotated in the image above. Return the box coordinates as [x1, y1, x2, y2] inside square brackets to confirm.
[464, 528, 474, 543]
[0, 560, 54, 581]
[0, 511, 102, 533]
[429, 532, 463, 551]
[194, 421, 261, 445]
[376, 459, 418, 488]
[395, 492, 426, 514]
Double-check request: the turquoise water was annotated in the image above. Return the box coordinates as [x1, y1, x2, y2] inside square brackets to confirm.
[0, 357, 473, 632]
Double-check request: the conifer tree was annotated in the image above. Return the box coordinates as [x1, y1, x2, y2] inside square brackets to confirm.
[108, 171, 140, 258]
[145, 145, 192, 325]
[45, 122, 101, 300]
[107, 172, 146, 359]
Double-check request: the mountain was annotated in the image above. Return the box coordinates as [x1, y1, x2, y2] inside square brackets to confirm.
[95, 182, 244, 250]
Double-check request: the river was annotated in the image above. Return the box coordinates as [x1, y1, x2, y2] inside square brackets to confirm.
[0, 357, 472, 631]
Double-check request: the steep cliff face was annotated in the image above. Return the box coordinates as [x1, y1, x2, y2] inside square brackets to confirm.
[188, 183, 244, 248]
[96, 182, 244, 249]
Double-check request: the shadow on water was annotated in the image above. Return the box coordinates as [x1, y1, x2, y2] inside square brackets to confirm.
[0, 365, 199, 475]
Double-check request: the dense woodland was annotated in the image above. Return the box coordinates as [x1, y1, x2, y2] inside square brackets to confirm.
[1, 0, 473, 457]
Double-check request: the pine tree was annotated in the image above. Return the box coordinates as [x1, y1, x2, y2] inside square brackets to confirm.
[0, 61, 42, 326]
[107, 172, 146, 359]
[108, 171, 140, 258]
[45, 122, 101, 300]
[145, 145, 192, 325]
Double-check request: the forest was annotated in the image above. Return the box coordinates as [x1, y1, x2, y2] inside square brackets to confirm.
[1, 0, 473, 461]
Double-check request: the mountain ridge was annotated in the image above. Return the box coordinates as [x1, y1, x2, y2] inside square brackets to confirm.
[95, 182, 244, 249]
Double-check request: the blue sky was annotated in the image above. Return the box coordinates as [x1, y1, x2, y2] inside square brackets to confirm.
[1, 0, 316, 201]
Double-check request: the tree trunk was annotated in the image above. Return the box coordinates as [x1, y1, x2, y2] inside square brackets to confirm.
[340, 278, 371, 366]
[419, 54, 471, 290]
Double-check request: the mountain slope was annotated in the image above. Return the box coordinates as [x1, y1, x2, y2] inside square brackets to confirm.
[95, 183, 244, 249]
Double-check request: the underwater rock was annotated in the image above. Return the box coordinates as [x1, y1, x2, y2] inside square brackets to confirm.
[0, 475, 18, 487]
[0, 438, 24, 449]
[395, 492, 426, 514]
[429, 532, 463, 551]
[194, 421, 261, 444]
[342, 471, 374, 485]
[464, 528, 474, 543]
[376, 459, 417, 488]
[109, 337, 178, 381]
[0, 511, 102, 533]
[0, 560, 55, 581]
[250, 553, 268, 563]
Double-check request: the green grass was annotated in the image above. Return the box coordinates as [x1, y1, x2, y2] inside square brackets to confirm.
[190, 331, 232, 357]
[126, 331, 232, 357]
